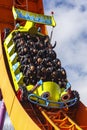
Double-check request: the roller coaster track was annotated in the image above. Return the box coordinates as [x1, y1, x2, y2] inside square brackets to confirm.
[0, 0, 87, 130]
[0, 33, 85, 130]
[40, 108, 81, 130]
[22, 100, 83, 130]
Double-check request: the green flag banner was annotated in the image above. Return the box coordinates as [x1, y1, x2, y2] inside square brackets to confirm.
[12, 6, 56, 27]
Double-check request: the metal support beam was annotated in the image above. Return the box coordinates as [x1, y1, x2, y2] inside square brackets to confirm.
[0, 101, 6, 130]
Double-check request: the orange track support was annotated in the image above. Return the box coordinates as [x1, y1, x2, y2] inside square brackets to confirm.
[0, 0, 47, 34]
[39, 108, 82, 130]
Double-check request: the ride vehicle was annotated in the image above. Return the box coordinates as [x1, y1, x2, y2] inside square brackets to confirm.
[3, 6, 79, 109]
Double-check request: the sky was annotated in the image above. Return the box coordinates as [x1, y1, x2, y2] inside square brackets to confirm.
[1, 0, 87, 129]
[43, 0, 87, 106]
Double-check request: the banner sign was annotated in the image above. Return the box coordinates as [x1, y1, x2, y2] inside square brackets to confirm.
[12, 6, 56, 27]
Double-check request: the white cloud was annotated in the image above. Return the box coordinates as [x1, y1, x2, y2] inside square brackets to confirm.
[3, 113, 14, 130]
[43, 0, 87, 105]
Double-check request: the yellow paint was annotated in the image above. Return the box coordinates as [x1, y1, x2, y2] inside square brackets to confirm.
[37, 82, 61, 101]
[0, 32, 41, 130]
[41, 109, 60, 130]
[4, 21, 35, 91]
[12, 6, 56, 27]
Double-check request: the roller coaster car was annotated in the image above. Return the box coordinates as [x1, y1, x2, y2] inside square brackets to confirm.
[26, 81, 79, 108]
[16, 79, 79, 109]
[3, 7, 79, 109]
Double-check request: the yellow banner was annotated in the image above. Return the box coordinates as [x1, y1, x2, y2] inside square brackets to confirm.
[12, 6, 56, 27]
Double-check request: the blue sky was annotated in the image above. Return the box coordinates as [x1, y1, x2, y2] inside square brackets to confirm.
[43, 0, 87, 106]
[2, 0, 87, 129]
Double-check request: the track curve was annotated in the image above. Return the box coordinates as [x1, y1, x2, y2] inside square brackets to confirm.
[0, 32, 41, 130]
